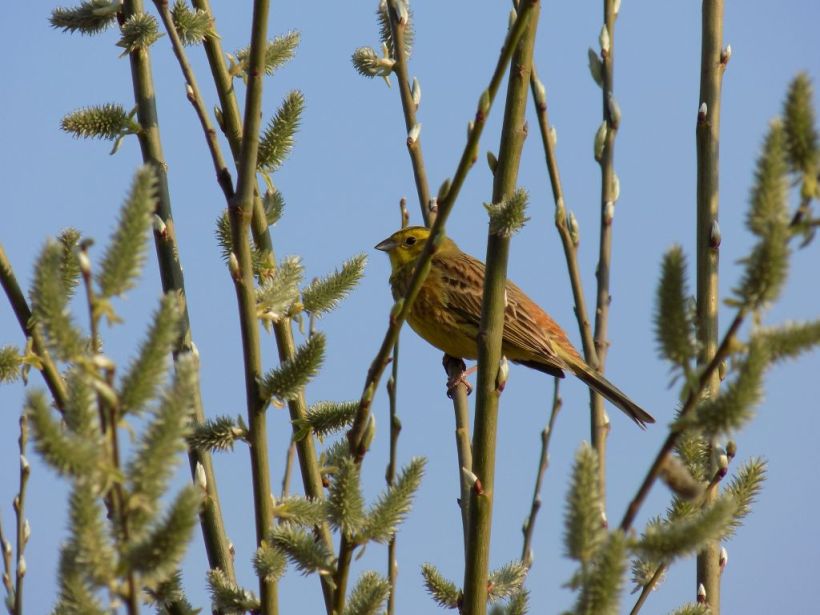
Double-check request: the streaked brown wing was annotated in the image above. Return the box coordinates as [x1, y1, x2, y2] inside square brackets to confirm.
[435, 251, 568, 373]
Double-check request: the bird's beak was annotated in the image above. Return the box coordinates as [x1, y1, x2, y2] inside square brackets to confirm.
[374, 237, 397, 251]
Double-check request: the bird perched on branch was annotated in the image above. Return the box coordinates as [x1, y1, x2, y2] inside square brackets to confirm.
[375, 226, 655, 428]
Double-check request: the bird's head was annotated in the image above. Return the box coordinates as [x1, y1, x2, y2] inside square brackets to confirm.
[374, 226, 431, 271]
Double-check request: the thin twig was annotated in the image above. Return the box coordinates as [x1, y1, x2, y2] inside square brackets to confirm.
[385, 339, 401, 615]
[184, 5, 336, 606]
[694, 1, 726, 610]
[443, 355, 473, 556]
[619, 310, 745, 532]
[520, 378, 561, 564]
[462, 4, 541, 613]
[347, 0, 538, 460]
[12, 414, 30, 615]
[629, 563, 666, 615]
[227, 0, 279, 611]
[529, 66, 598, 368]
[590, 0, 621, 504]
[281, 440, 295, 500]
[0, 245, 68, 413]
[119, 0, 236, 585]
[153, 0, 234, 201]
[385, 3, 433, 225]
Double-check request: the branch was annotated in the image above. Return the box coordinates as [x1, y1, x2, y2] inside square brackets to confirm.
[0, 245, 68, 412]
[590, 0, 622, 502]
[385, 3, 433, 225]
[226, 0, 279, 611]
[443, 355, 473, 555]
[529, 67, 598, 368]
[462, 3, 541, 614]
[694, 1, 726, 610]
[520, 378, 561, 564]
[619, 310, 745, 533]
[119, 0, 235, 585]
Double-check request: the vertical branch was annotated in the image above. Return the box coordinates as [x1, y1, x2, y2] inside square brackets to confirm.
[462, 3, 540, 614]
[385, 3, 433, 225]
[187, 7, 337, 608]
[520, 378, 561, 564]
[385, 340, 401, 615]
[119, 0, 236, 585]
[529, 68, 598, 367]
[591, 0, 621, 503]
[695, 1, 726, 611]
[12, 414, 30, 615]
[443, 355, 473, 554]
[227, 1, 278, 612]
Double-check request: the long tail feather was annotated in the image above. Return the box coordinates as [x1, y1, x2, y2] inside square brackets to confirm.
[569, 360, 655, 428]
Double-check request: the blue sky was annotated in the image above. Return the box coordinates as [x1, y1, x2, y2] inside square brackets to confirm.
[1, 1, 818, 613]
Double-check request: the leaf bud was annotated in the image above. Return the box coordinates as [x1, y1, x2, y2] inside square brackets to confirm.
[719, 546, 729, 570]
[599, 25, 611, 55]
[228, 252, 240, 279]
[594, 121, 608, 161]
[698, 102, 708, 122]
[195, 461, 208, 491]
[407, 122, 421, 145]
[710, 219, 721, 248]
[411, 77, 421, 108]
[697, 583, 707, 603]
[487, 151, 498, 174]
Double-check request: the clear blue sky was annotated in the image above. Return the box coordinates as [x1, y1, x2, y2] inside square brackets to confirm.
[1, 1, 818, 613]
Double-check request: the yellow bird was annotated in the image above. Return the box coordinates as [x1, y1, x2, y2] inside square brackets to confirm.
[375, 226, 655, 428]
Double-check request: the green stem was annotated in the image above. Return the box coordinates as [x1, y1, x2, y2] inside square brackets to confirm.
[629, 563, 667, 615]
[187, 2, 335, 608]
[385, 341, 401, 615]
[13, 414, 29, 615]
[591, 0, 621, 504]
[347, 0, 537, 460]
[695, 2, 725, 612]
[386, 3, 433, 225]
[228, 0, 279, 612]
[520, 378, 561, 564]
[0, 245, 68, 413]
[120, 0, 236, 586]
[443, 355, 473, 556]
[529, 67, 598, 368]
[333, 535, 355, 615]
[462, 4, 540, 614]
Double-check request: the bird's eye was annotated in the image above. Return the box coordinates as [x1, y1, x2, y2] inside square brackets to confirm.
[404, 236, 417, 246]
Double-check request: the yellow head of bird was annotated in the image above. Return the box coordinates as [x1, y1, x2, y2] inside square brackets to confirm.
[374, 226, 431, 271]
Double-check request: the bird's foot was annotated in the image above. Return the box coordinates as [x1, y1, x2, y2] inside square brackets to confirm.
[446, 365, 477, 398]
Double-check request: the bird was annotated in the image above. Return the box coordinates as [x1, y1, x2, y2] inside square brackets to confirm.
[375, 226, 655, 428]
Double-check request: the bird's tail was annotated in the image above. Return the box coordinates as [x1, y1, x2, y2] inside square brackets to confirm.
[567, 359, 655, 428]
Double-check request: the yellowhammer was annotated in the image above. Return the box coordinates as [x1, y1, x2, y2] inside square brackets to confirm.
[375, 226, 655, 428]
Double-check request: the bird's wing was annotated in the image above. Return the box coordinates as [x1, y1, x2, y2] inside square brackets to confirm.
[435, 251, 569, 373]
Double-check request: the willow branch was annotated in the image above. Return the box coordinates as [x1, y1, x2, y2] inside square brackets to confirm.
[529, 66, 598, 368]
[443, 355, 473, 555]
[695, 1, 726, 610]
[347, 0, 537, 460]
[119, 0, 236, 586]
[520, 378, 561, 564]
[0, 245, 68, 413]
[12, 414, 29, 615]
[227, 0, 278, 611]
[385, 340, 401, 615]
[629, 563, 667, 615]
[590, 0, 622, 503]
[463, 4, 540, 614]
[153, 0, 233, 201]
[186, 10, 336, 606]
[619, 310, 744, 532]
[386, 3, 433, 225]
